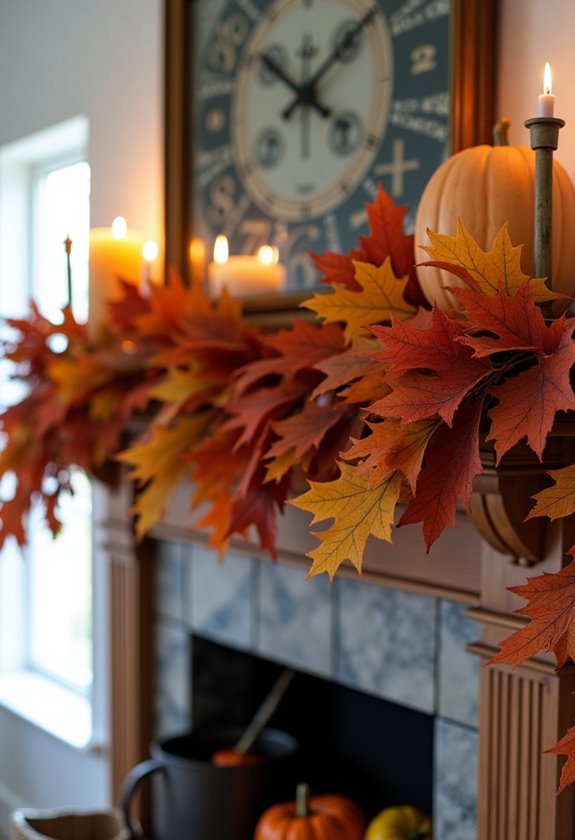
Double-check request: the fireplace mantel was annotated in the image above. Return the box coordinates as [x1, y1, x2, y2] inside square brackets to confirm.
[99, 450, 575, 840]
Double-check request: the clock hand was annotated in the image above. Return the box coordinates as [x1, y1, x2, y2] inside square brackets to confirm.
[260, 53, 331, 119]
[282, 6, 377, 120]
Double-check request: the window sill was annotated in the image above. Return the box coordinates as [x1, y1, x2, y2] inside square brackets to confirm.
[0, 671, 100, 750]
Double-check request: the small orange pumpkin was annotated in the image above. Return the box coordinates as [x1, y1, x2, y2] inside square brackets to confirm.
[414, 119, 575, 311]
[254, 782, 366, 840]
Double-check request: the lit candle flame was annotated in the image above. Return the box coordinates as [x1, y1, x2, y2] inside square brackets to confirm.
[544, 62, 552, 95]
[213, 234, 229, 264]
[142, 239, 158, 263]
[257, 245, 279, 266]
[111, 216, 128, 239]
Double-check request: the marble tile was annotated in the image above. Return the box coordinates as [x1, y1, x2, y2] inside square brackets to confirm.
[336, 578, 437, 713]
[434, 718, 479, 840]
[438, 601, 480, 728]
[184, 545, 257, 650]
[154, 620, 191, 738]
[257, 561, 333, 677]
[155, 540, 185, 621]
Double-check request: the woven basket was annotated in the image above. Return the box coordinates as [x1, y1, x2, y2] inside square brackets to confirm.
[9, 809, 129, 840]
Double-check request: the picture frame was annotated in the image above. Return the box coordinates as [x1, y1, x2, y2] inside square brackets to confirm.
[164, 0, 498, 319]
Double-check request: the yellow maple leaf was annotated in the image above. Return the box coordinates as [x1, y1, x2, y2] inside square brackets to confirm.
[151, 365, 222, 422]
[118, 412, 212, 538]
[264, 448, 299, 484]
[302, 258, 417, 340]
[423, 218, 562, 303]
[527, 463, 575, 522]
[290, 461, 403, 580]
[48, 357, 110, 404]
[90, 391, 121, 422]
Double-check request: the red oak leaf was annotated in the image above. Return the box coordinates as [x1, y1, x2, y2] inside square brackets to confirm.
[346, 417, 441, 491]
[225, 465, 291, 559]
[311, 337, 382, 399]
[490, 559, 575, 670]
[546, 726, 575, 794]
[369, 309, 490, 426]
[310, 185, 426, 307]
[487, 317, 575, 461]
[398, 400, 484, 548]
[221, 378, 310, 449]
[455, 282, 571, 357]
[235, 320, 345, 394]
[370, 307, 481, 373]
[267, 400, 351, 462]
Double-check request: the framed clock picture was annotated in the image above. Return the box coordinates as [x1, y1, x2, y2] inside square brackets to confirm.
[164, 0, 497, 315]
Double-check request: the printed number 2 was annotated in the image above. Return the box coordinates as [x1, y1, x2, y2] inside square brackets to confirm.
[410, 45, 436, 75]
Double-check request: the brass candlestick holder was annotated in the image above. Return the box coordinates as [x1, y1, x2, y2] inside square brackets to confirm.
[524, 116, 565, 301]
[64, 234, 73, 309]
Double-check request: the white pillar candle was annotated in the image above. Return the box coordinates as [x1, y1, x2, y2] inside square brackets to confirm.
[538, 62, 555, 117]
[208, 235, 286, 297]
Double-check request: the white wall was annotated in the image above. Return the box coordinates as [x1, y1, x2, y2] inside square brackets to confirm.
[0, 0, 163, 826]
[0, 0, 573, 828]
[0, 0, 163, 239]
[498, 0, 575, 181]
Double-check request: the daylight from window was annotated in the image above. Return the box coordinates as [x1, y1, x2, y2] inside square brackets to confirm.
[27, 158, 93, 694]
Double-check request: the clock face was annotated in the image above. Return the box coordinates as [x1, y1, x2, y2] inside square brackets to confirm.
[191, 0, 450, 291]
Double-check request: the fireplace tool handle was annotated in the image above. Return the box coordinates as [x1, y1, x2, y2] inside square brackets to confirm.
[235, 667, 295, 756]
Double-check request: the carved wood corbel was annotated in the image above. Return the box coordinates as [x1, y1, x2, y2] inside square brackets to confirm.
[470, 433, 565, 565]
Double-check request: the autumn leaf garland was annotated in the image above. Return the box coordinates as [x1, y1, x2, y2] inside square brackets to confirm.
[5, 187, 575, 789]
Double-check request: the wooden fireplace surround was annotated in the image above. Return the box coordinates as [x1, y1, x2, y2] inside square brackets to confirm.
[102, 427, 575, 840]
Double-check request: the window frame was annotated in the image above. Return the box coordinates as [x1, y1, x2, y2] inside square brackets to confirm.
[0, 117, 107, 750]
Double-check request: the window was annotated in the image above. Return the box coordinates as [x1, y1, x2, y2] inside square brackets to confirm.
[0, 118, 100, 747]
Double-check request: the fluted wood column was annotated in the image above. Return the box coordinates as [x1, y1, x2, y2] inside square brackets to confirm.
[468, 510, 575, 840]
[94, 476, 154, 808]
[469, 638, 575, 840]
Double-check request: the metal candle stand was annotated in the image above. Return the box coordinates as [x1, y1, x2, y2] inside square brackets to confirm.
[524, 115, 565, 312]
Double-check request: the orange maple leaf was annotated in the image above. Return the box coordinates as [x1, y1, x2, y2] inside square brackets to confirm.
[546, 725, 575, 794]
[527, 464, 575, 521]
[490, 559, 575, 670]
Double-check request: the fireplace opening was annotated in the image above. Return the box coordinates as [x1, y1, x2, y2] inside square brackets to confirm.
[191, 635, 434, 819]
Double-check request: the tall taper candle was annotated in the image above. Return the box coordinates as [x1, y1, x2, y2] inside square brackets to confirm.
[525, 65, 564, 303]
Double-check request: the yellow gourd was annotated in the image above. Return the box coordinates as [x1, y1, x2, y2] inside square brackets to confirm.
[364, 804, 431, 840]
[414, 119, 575, 312]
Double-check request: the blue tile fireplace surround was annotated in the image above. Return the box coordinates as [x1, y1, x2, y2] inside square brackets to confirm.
[153, 540, 480, 839]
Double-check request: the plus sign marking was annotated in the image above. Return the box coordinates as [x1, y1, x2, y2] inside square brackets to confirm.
[375, 139, 420, 197]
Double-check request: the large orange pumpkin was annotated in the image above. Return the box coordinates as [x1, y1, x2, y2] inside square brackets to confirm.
[414, 119, 575, 311]
[254, 782, 366, 840]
